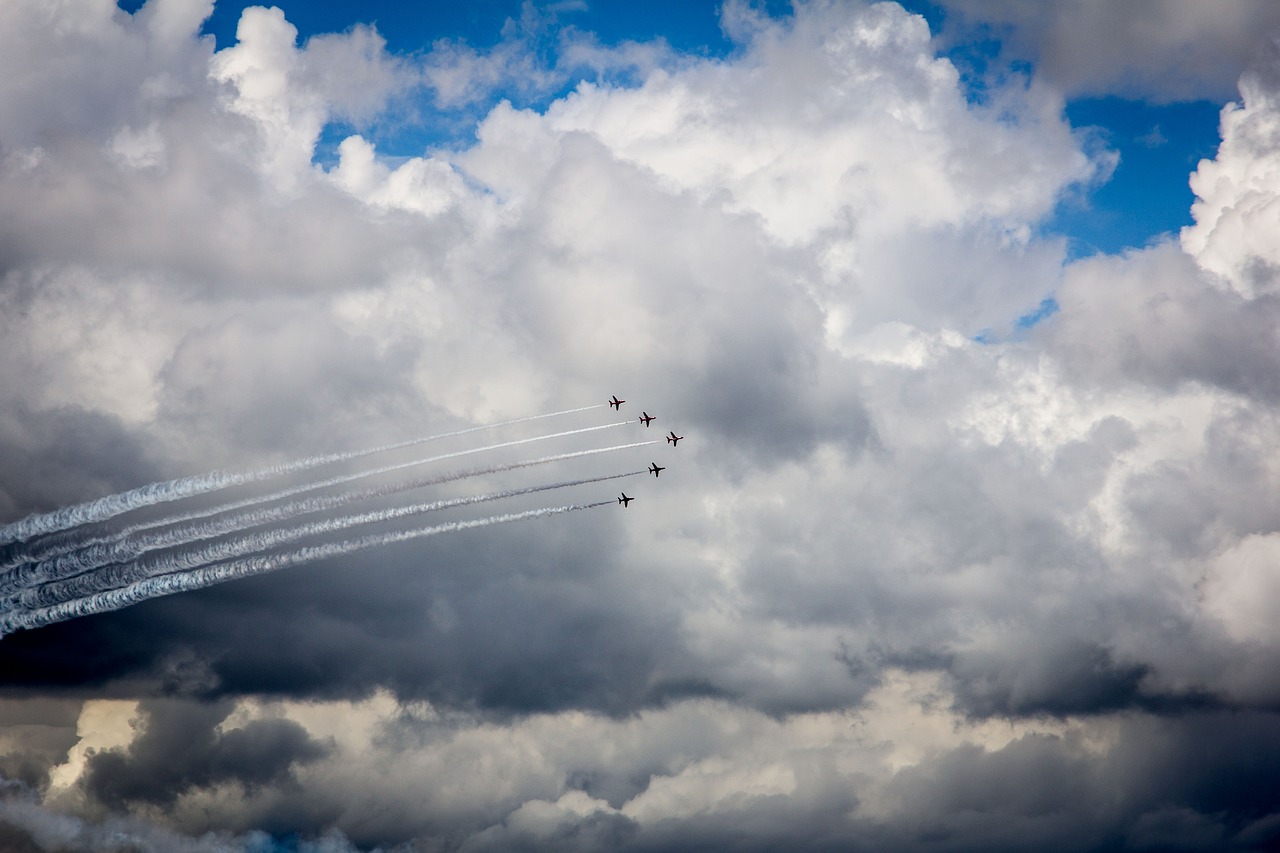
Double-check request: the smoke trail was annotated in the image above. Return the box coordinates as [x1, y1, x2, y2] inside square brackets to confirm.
[85, 421, 630, 542]
[0, 421, 632, 575]
[0, 502, 613, 636]
[6, 471, 640, 611]
[0, 441, 658, 593]
[0, 404, 605, 547]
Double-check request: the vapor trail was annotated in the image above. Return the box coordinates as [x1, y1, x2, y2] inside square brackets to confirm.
[5, 470, 640, 611]
[0, 404, 605, 547]
[0, 502, 612, 637]
[0, 440, 658, 593]
[0, 421, 631, 574]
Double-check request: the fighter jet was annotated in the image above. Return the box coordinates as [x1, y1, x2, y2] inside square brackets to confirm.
[618, 492, 634, 507]
[639, 411, 655, 426]
[648, 463, 665, 477]
[666, 431, 683, 446]
[609, 395, 625, 410]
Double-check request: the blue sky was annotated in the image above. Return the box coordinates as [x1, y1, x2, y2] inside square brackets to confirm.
[174, 0, 1229, 258]
[195, 0, 758, 54]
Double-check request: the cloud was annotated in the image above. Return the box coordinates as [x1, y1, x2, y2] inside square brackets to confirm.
[10, 679, 1280, 851]
[1183, 40, 1280, 297]
[1043, 243, 1280, 400]
[1, 776, 362, 853]
[3, 0, 1280, 849]
[0, 0, 212, 151]
[76, 698, 329, 812]
[935, 0, 1280, 101]
[419, 0, 672, 112]
[0, 700, 82, 790]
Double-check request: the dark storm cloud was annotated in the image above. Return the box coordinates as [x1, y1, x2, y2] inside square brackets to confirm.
[7, 687, 1280, 853]
[879, 736, 1111, 853]
[1, 774, 364, 852]
[459, 712, 1280, 853]
[878, 712, 1280, 853]
[80, 697, 329, 811]
[0, 823, 40, 853]
[948, 638, 1158, 718]
[430, 709, 1280, 853]
[0, 699, 81, 790]
[0, 508, 695, 716]
[0, 403, 162, 525]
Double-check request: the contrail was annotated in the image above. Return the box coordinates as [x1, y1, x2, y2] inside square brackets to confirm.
[0, 440, 658, 593]
[0, 421, 633, 574]
[5, 471, 641, 611]
[0, 404, 606, 547]
[97, 421, 631, 535]
[0, 502, 613, 637]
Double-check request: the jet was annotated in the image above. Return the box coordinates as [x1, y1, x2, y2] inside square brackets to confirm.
[609, 395, 625, 410]
[666, 431, 683, 446]
[648, 463, 665, 477]
[618, 492, 634, 507]
[639, 411, 655, 427]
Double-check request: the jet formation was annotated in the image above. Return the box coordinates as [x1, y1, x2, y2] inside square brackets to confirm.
[608, 395, 682, 508]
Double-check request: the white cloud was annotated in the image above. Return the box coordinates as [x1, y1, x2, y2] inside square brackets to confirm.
[329, 135, 470, 216]
[522, 0, 1094, 337]
[210, 6, 322, 193]
[1184, 45, 1280, 297]
[205, 5, 414, 194]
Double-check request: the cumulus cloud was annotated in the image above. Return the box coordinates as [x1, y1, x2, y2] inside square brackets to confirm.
[76, 698, 329, 812]
[3, 0, 1280, 849]
[11, 680, 1280, 851]
[1183, 40, 1280, 297]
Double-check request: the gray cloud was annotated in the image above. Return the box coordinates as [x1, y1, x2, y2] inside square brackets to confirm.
[1042, 245, 1280, 401]
[79, 698, 329, 812]
[0, 403, 162, 526]
[6, 699, 1278, 851]
[935, 0, 1280, 101]
[0, 700, 81, 791]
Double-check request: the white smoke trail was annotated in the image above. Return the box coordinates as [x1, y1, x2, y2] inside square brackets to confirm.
[0, 502, 612, 636]
[0, 421, 632, 575]
[6, 471, 640, 611]
[0, 440, 658, 593]
[0, 404, 605, 547]
[98, 420, 630, 535]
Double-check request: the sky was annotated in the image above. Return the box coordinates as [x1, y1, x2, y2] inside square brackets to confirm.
[3, 0, 1280, 850]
